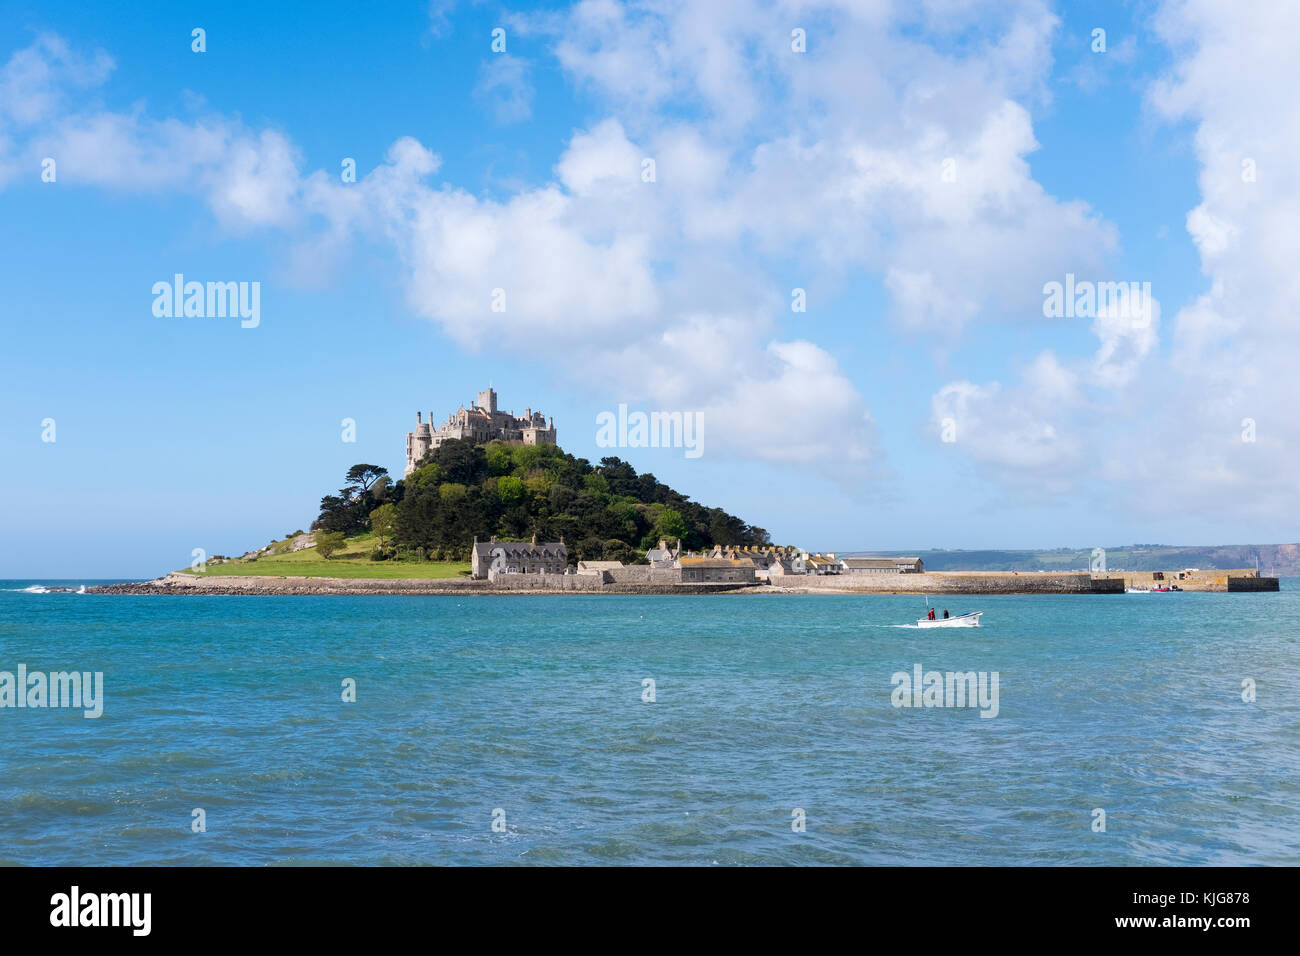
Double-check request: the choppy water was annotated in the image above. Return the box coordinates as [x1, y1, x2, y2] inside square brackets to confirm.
[2, 582, 1298, 865]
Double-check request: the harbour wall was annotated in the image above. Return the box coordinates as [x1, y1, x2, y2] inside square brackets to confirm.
[777, 572, 1123, 594]
[1092, 569, 1279, 592]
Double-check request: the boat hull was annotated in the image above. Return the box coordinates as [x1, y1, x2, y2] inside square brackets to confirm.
[916, 612, 982, 628]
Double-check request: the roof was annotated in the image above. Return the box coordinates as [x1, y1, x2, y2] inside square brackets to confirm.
[679, 557, 753, 569]
[474, 540, 567, 559]
[578, 560, 624, 570]
[841, 556, 922, 568]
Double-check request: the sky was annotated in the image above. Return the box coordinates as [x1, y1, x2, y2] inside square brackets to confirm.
[0, 0, 1295, 577]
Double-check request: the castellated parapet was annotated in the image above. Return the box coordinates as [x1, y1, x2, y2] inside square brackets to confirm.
[404, 386, 556, 475]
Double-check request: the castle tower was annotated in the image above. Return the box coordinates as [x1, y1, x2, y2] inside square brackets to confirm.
[408, 386, 554, 473]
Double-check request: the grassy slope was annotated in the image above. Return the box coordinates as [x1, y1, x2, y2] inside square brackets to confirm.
[176, 533, 472, 579]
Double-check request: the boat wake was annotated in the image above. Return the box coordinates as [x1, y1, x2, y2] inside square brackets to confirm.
[4, 585, 88, 594]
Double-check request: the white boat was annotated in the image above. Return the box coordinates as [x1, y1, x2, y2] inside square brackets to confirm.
[1126, 587, 1150, 593]
[916, 611, 982, 628]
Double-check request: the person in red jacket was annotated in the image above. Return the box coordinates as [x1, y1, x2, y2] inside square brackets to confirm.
[927, 608, 936, 620]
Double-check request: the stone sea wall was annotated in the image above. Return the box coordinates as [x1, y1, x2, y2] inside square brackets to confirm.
[1093, 569, 1280, 592]
[605, 566, 687, 584]
[1226, 576, 1281, 592]
[91, 572, 755, 596]
[783, 572, 1124, 594]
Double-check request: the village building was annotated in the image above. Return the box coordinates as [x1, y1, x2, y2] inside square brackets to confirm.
[677, 556, 758, 584]
[471, 535, 567, 579]
[577, 560, 625, 576]
[805, 553, 843, 575]
[646, 539, 682, 568]
[840, 557, 925, 574]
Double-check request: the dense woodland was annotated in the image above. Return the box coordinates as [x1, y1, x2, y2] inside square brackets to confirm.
[313, 439, 770, 563]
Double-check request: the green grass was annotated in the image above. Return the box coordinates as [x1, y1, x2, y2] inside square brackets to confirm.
[175, 532, 472, 579]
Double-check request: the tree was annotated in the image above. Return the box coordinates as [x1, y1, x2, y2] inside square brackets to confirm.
[369, 504, 397, 550]
[486, 443, 513, 476]
[316, 465, 393, 536]
[497, 475, 525, 506]
[315, 531, 346, 559]
[344, 464, 388, 495]
[655, 508, 689, 540]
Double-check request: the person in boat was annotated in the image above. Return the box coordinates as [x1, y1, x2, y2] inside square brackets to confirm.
[943, 609, 949, 619]
[927, 608, 935, 620]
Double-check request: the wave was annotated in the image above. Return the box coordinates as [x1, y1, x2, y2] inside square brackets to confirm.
[3, 585, 87, 594]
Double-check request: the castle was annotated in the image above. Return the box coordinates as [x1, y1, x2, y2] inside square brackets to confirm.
[405, 387, 556, 476]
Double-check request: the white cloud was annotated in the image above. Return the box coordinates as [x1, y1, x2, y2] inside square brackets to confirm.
[0, 32, 112, 126]
[926, 0, 1300, 516]
[0, 5, 1135, 487]
[475, 54, 534, 123]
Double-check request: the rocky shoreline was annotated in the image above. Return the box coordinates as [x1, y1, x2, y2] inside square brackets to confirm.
[87, 573, 755, 597]
[85, 568, 1279, 597]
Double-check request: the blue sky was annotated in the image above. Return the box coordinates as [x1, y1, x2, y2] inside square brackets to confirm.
[1, 0, 1295, 577]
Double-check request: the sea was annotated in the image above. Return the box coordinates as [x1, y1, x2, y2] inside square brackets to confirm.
[2, 582, 1297, 865]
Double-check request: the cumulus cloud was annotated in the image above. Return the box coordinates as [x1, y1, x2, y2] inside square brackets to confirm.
[0, 3, 1139, 486]
[926, 0, 1300, 517]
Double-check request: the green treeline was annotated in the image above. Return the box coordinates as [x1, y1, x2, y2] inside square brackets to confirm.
[313, 439, 770, 563]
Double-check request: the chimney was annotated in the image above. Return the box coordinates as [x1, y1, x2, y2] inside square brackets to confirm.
[531, 532, 537, 545]
[417, 411, 422, 424]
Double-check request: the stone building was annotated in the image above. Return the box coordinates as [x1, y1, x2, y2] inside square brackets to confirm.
[646, 539, 682, 568]
[677, 556, 758, 584]
[405, 387, 556, 476]
[840, 557, 925, 574]
[805, 553, 843, 575]
[577, 560, 625, 576]
[471, 535, 568, 579]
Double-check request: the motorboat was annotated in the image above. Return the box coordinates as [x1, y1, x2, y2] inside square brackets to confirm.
[916, 611, 982, 628]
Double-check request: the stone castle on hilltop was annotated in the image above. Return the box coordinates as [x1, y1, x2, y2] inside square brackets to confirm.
[405, 387, 556, 475]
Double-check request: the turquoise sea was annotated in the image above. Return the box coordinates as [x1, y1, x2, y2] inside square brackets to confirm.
[2, 583, 1297, 865]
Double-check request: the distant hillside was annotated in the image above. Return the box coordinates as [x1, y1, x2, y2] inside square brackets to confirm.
[848, 544, 1300, 575]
